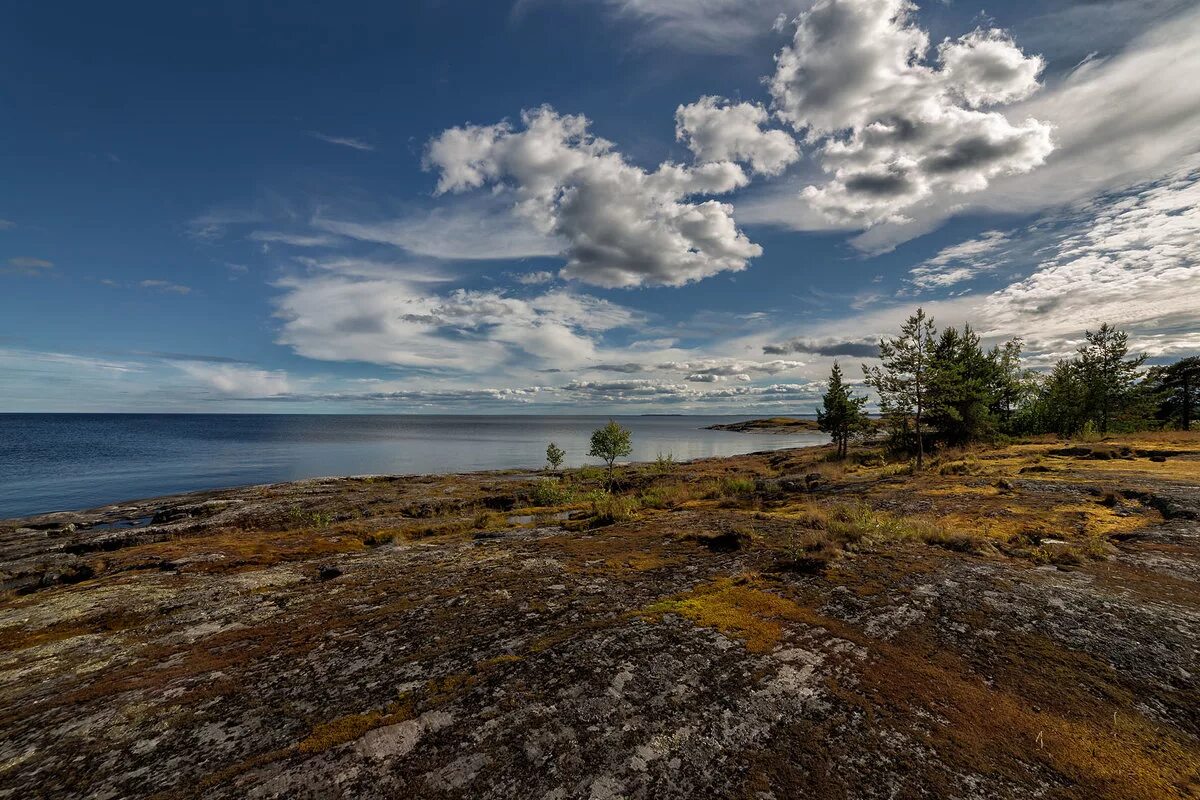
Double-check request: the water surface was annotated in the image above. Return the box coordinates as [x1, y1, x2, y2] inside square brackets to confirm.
[0, 414, 826, 517]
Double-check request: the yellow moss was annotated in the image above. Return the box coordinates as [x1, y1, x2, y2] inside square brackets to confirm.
[296, 697, 413, 755]
[606, 552, 683, 571]
[644, 575, 821, 653]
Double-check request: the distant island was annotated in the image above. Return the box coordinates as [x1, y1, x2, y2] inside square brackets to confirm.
[706, 416, 824, 433]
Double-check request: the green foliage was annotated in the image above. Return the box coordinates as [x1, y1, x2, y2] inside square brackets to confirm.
[1077, 323, 1147, 433]
[529, 479, 575, 507]
[926, 324, 1003, 447]
[864, 307, 938, 469]
[653, 451, 677, 474]
[638, 482, 690, 509]
[545, 441, 565, 470]
[816, 362, 870, 459]
[590, 493, 640, 524]
[1144, 356, 1200, 431]
[588, 419, 633, 491]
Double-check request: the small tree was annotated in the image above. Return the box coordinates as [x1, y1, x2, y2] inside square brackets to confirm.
[864, 308, 938, 469]
[588, 420, 632, 491]
[817, 362, 870, 459]
[545, 442, 565, 471]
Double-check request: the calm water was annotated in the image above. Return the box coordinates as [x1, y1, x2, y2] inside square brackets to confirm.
[0, 414, 826, 518]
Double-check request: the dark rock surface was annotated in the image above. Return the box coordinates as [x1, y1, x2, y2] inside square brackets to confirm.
[1, 446, 1198, 799]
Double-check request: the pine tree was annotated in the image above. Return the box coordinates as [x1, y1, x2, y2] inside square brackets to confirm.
[864, 308, 937, 469]
[992, 337, 1029, 431]
[817, 362, 870, 460]
[927, 324, 1002, 447]
[1147, 356, 1200, 430]
[1077, 324, 1146, 433]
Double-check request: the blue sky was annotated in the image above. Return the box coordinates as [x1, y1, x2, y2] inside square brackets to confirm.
[2, 0, 1198, 412]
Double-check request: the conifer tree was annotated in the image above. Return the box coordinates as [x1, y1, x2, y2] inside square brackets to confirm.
[817, 362, 870, 459]
[864, 308, 937, 469]
[1077, 324, 1146, 433]
[1147, 356, 1200, 431]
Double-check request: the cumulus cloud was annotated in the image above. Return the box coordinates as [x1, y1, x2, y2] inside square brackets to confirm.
[177, 363, 291, 397]
[767, 0, 1052, 227]
[273, 256, 639, 370]
[424, 106, 761, 287]
[833, 3, 1200, 253]
[675, 97, 799, 176]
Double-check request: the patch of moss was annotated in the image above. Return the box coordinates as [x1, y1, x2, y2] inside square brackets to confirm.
[644, 575, 824, 653]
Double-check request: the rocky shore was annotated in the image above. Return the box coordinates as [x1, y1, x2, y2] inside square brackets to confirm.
[2, 435, 1199, 799]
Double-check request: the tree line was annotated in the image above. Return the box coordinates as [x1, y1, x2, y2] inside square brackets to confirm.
[818, 308, 1199, 467]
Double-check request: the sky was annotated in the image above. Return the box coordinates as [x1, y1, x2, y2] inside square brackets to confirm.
[2, 0, 1198, 413]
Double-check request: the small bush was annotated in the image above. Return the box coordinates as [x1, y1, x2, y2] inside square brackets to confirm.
[591, 494, 640, 524]
[777, 529, 840, 572]
[707, 476, 756, 499]
[529, 479, 575, 507]
[653, 452, 677, 475]
[639, 482, 692, 510]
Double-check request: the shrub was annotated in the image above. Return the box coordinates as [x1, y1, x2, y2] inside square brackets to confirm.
[777, 529, 841, 572]
[707, 476, 756, 499]
[529, 479, 575, 507]
[591, 493, 640, 524]
[639, 482, 692, 509]
[653, 451, 677, 475]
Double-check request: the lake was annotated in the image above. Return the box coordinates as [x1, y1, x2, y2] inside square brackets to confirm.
[0, 414, 826, 517]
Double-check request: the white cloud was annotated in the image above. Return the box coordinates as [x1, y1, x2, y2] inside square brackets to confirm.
[139, 279, 192, 295]
[908, 229, 1011, 289]
[249, 231, 340, 248]
[675, 97, 800, 176]
[313, 199, 562, 261]
[515, 0, 809, 54]
[178, 363, 292, 397]
[978, 161, 1200, 344]
[839, 3, 1200, 253]
[273, 256, 639, 370]
[514, 270, 557, 285]
[424, 106, 760, 287]
[307, 131, 375, 151]
[767, 0, 1052, 227]
[4, 257, 54, 276]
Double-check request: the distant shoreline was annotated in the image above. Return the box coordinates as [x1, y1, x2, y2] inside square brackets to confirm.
[705, 417, 823, 434]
